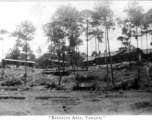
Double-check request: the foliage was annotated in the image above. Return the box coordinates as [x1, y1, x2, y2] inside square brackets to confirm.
[124, 1, 144, 27]
[36, 46, 42, 56]
[93, 0, 115, 86]
[124, 1, 144, 48]
[22, 43, 32, 53]
[28, 53, 36, 61]
[0, 29, 8, 35]
[117, 35, 130, 50]
[43, 5, 84, 76]
[12, 20, 36, 41]
[91, 51, 98, 57]
[8, 20, 36, 62]
[145, 8, 152, 25]
[93, 1, 114, 28]
[5, 48, 21, 60]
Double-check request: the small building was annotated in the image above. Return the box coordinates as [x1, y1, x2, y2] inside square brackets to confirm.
[95, 51, 122, 65]
[118, 48, 143, 62]
[41, 59, 68, 69]
[2, 59, 35, 68]
[83, 48, 144, 66]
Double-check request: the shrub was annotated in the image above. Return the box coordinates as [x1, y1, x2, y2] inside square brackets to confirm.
[87, 74, 96, 80]
[45, 82, 57, 89]
[76, 73, 97, 82]
[132, 77, 140, 89]
[75, 74, 87, 82]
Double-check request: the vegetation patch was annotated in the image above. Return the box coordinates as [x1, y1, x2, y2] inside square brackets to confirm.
[1, 79, 23, 86]
[0, 87, 18, 91]
[35, 96, 71, 100]
[104, 93, 127, 98]
[0, 96, 25, 100]
[35, 96, 79, 105]
[51, 98, 80, 106]
[132, 101, 152, 109]
[72, 85, 96, 91]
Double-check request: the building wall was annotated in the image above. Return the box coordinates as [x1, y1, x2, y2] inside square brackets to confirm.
[2, 60, 35, 68]
[92, 53, 141, 65]
[42, 59, 68, 68]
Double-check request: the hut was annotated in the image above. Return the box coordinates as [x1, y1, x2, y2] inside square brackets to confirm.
[2, 59, 35, 68]
[41, 59, 68, 69]
[84, 48, 144, 66]
[95, 51, 122, 65]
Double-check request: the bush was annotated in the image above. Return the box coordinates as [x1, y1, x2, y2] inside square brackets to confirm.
[45, 82, 57, 89]
[75, 74, 87, 82]
[1, 79, 23, 86]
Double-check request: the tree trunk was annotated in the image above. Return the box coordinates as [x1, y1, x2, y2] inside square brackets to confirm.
[58, 46, 62, 86]
[129, 27, 132, 66]
[76, 46, 79, 77]
[95, 36, 97, 67]
[146, 33, 148, 54]
[141, 27, 143, 50]
[62, 46, 65, 72]
[1, 39, 4, 77]
[86, 19, 89, 71]
[151, 33, 152, 49]
[50, 41, 53, 68]
[24, 38, 27, 86]
[98, 39, 101, 68]
[136, 27, 139, 48]
[105, 27, 109, 85]
[129, 37, 131, 65]
[95, 35, 97, 54]
[107, 27, 115, 86]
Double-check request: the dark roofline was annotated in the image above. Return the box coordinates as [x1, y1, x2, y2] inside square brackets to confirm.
[3, 59, 35, 64]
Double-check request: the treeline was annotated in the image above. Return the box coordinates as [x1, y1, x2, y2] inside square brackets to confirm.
[4, 1, 152, 71]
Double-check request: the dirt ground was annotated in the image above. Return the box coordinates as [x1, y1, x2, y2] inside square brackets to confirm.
[0, 90, 151, 115]
[0, 67, 152, 115]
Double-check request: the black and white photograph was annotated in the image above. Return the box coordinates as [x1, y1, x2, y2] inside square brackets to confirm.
[0, 0, 152, 116]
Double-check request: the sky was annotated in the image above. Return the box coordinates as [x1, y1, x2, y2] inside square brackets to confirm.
[0, 1, 152, 60]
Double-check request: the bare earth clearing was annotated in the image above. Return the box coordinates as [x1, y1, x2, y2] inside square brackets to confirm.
[0, 67, 152, 115]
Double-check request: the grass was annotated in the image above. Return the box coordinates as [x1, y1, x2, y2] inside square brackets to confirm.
[0, 65, 152, 115]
